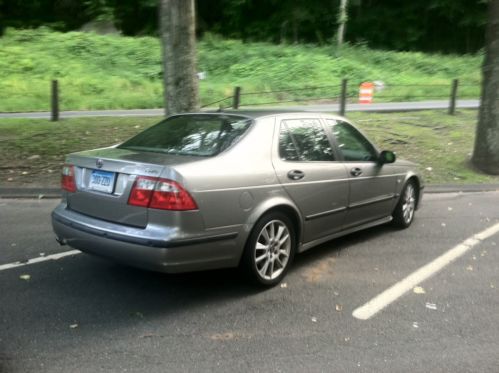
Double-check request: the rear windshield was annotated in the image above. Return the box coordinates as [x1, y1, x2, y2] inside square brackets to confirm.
[118, 114, 253, 157]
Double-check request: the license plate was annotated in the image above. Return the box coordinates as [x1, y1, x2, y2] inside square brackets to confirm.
[89, 170, 116, 193]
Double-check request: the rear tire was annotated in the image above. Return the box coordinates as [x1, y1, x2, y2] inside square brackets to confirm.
[392, 180, 417, 229]
[242, 212, 296, 287]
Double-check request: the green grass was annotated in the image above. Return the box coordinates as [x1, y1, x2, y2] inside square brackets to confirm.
[0, 110, 497, 188]
[0, 28, 483, 112]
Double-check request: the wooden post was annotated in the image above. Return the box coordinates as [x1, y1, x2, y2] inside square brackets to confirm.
[448, 79, 459, 115]
[339, 79, 348, 116]
[232, 86, 241, 109]
[51, 80, 59, 121]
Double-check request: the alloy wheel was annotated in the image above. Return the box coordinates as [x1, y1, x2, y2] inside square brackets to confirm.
[402, 184, 416, 224]
[254, 220, 292, 281]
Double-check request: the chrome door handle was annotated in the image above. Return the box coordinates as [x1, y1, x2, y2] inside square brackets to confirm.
[350, 167, 362, 177]
[287, 170, 305, 180]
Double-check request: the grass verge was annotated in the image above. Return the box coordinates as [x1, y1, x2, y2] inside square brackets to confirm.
[0, 110, 497, 188]
[0, 28, 482, 112]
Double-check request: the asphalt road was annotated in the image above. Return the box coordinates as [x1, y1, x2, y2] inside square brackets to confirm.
[1, 191, 498, 372]
[0, 100, 480, 119]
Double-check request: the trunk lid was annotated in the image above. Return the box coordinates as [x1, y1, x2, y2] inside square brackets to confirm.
[65, 146, 196, 228]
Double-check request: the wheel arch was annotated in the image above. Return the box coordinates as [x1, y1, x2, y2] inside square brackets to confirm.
[244, 198, 303, 250]
[403, 173, 422, 209]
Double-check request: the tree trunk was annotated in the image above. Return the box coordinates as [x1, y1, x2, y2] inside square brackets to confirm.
[159, 0, 199, 116]
[472, 0, 499, 174]
[337, 0, 348, 47]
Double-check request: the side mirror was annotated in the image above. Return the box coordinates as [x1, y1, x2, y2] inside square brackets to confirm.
[378, 150, 396, 164]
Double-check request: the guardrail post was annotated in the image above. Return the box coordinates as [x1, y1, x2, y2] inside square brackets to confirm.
[448, 79, 459, 115]
[51, 79, 59, 121]
[339, 79, 348, 116]
[232, 86, 241, 109]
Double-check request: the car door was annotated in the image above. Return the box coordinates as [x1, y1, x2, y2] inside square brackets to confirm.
[272, 117, 349, 244]
[325, 119, 398, 229]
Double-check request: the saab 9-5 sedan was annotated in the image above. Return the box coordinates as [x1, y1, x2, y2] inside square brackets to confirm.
[52, 111, 423, 286]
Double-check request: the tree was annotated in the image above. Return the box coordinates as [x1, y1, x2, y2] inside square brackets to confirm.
[159, 0, 199, 115]
[337, 0, 348, 46]
[472, 0, 499, 175]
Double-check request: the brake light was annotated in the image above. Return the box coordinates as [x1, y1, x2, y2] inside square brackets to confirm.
[128, 177, 198, 211]
[128, 176, 156, 207]
[61, 164, 76, 192]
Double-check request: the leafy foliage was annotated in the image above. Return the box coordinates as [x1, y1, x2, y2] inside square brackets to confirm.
[0, 29, 482, 112]
[0, 0, 487, 53]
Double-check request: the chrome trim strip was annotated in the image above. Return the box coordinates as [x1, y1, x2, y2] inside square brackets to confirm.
[348, 194, 396, 209]
[305, 206, 347, 221]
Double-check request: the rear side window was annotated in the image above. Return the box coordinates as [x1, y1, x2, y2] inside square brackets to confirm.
[119, 115, 252, 156]
[279, 119, 335, 161]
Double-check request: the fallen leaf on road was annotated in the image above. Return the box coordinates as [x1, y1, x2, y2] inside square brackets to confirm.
[19, 274, 31, 281]
[413, 286, 426, 294]
[425, 302, 437, 310]
[210, 332, 235, 341]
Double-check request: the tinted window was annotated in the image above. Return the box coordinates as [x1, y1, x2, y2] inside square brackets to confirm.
[326, 120, 377, 162]
[279, 119, 334, 161]
[119, 115, 252, 156]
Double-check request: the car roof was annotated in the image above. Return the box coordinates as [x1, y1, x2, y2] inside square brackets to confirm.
[201, 109, 345, 121]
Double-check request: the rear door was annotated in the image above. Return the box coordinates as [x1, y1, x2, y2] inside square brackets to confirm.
[325, 119, 398, 228]
[272, 117, 349, 244]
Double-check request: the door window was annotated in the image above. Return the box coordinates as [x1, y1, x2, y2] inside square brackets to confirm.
[279, 119, 335, 161]
[326, 120, 377, 162]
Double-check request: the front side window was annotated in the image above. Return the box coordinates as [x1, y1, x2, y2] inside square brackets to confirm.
[279, 119, 335, 161]
[119, 114, 252, 157]
[326, 120, 377, 162]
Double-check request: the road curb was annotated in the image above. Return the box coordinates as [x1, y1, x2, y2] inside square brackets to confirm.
[1, 184, 498, 199]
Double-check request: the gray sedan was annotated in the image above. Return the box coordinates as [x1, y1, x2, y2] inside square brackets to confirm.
[52, 111, 423, 286]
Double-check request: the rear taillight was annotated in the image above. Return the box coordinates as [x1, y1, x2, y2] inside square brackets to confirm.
[61, 164, 76, 193]
[128, 176, 156, 207]
[128, 176, 198, 211]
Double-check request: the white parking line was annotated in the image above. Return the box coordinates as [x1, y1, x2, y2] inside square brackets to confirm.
[352, 222, 499, 320]
[0, 250, 81, 272]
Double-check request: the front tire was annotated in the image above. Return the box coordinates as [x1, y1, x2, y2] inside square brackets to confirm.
[242, 212, 296, 287]
[392, 180, 417, 229]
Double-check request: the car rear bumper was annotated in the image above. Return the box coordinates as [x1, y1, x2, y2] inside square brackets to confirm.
[51, 203, 243, 273]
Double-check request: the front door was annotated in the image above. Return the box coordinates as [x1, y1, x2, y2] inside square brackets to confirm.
[325, 119, 398, 229]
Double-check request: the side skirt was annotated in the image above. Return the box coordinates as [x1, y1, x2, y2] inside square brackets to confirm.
[298, 215, 393, 253]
